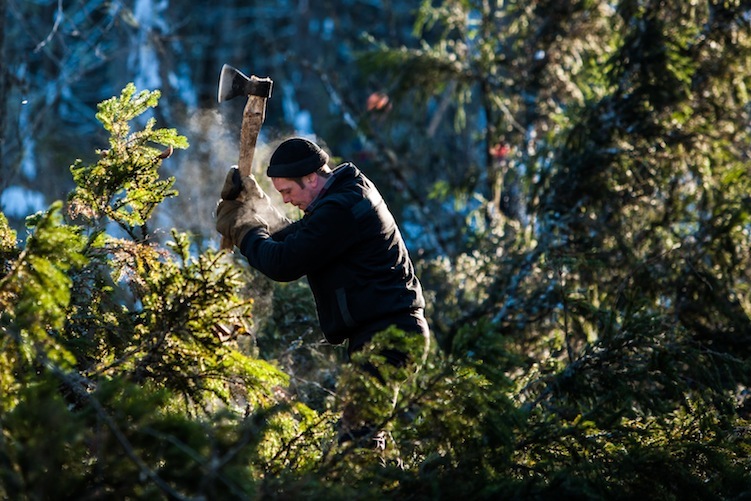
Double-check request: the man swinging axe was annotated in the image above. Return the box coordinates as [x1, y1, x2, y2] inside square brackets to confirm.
[215, 68, 430, 445]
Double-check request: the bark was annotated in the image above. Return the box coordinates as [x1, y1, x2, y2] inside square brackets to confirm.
[0, 0, 6, 185]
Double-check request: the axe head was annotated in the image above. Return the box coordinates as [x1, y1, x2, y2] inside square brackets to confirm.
[217, 64, 273, 103]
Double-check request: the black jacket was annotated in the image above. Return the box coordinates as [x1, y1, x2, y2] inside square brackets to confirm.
[239, 163, 425, 344]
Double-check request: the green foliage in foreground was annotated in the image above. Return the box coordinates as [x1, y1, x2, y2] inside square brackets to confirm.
[3, 1, 751, 496]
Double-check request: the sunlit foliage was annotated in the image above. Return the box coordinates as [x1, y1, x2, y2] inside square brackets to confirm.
[1, 1, 751, 498]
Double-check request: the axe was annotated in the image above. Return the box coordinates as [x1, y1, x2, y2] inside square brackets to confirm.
[217, 64, 273, 250]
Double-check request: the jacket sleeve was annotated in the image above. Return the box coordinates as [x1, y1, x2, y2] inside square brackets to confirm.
[238, 201, 359, 282]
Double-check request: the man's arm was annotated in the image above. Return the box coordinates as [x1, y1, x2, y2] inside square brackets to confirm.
[239, 201, 359, 282]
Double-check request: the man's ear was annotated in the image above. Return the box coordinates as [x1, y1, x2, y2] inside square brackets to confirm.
[304, 172, 319, 187]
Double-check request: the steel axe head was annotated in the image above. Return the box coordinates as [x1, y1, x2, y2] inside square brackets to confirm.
[217, 64, 273, 103]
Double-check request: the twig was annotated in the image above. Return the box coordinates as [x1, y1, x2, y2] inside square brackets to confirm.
[44, 362, 197, 500]
[555, 251, 575, 364]
[34, 0, 65, 53]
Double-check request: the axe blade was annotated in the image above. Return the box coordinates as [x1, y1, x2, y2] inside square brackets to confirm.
[217, 64, 273, 103]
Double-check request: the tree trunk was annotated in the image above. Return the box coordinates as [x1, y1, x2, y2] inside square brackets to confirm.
[0, 0, 7, 186]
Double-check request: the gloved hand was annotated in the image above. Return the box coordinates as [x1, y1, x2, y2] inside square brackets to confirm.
[215, 198, 269, 248]
[219, 166, 291, 234]
[220, 166, 268, 202]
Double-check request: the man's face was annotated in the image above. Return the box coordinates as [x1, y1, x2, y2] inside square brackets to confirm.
[272, 175, 319, 211]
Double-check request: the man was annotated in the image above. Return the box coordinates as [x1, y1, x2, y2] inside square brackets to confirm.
[215, 137, 429, 441]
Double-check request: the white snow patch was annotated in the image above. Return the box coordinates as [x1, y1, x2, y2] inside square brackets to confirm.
[1, 186, 47, 218]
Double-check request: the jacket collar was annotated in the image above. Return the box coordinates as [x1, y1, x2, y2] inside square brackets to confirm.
[305, 162, 358, 213]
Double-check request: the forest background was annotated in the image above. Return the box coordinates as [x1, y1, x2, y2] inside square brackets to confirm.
[1, 0, 751, 499]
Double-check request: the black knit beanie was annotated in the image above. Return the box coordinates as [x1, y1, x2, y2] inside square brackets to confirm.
[267, 137, 329, 178]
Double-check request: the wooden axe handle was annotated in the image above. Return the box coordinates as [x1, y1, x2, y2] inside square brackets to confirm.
[238, 94, 268, 178]
[220, 94, 269, 251]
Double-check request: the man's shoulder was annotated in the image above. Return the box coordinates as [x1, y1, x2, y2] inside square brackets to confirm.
[315, 190, 360, 212]
[321, 164, 368, 202]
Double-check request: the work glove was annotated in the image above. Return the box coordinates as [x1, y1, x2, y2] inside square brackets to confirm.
[220, 166, 268, 202]
[219, 166, 291, 233]
[215, 198, 269, 248]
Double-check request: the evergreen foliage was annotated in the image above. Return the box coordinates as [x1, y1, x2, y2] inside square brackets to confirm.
[0, 85, 315, 498]
[1, 1, 751, 499]
[355, 0, 751, 497]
